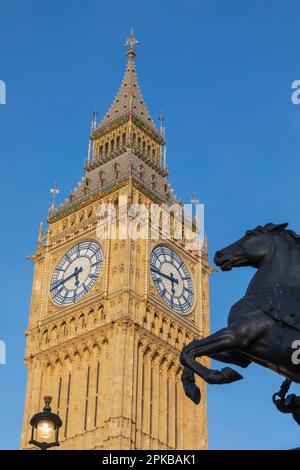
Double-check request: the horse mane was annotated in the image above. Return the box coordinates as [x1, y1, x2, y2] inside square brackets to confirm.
[247, 222, 300, 243]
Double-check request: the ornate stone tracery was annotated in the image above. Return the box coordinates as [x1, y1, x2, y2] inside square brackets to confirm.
[22, 33, 209, 451]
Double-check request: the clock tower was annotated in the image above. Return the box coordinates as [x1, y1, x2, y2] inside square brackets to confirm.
[21, 32, 210, 450]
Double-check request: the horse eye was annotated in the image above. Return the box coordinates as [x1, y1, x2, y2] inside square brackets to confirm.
[246, 230, 253, 237]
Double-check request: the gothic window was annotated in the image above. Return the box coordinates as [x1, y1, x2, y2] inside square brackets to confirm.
[175, 380, 178, 448]
[99, 145, 103, 158]
[133, 133, 136, 146]
[94, 362, 100, 427]
[141, 360, 145, 436]
[150, 366, 153, 436]
[57, 377, 62, 415]
[137, 136, 141, 149]
[122, 132, 126, 145]
[64, 373, 72, 438]
[111, 139, 115, 152]
[142, 141, 146, 153]
[79, 313, 85, 329]
[147, 145, 150, 157]
[84, 366, 90, 431]
[60, 321, 67, 336]
[166, 377, 170, 446]
[105, 142, 109, 155]
[116, 135, 120, 147]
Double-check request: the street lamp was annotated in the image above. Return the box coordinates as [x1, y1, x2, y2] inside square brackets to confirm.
[29, 396, 62, 450]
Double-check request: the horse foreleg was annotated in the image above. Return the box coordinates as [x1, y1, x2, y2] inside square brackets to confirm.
[209, 350, 251, 368]
[180, 327, 244, 385]
[181, 350, 249, 405]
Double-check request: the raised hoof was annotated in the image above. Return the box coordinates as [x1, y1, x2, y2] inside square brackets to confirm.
[181, 367, 201, 405]
[184, 383, 201, 405]
[206, 367, 243, 385]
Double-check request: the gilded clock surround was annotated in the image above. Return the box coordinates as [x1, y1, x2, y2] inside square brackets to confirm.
[149, 243, 196, 316]
[21, 33, 210, 450]
[49, 239, 104, 307]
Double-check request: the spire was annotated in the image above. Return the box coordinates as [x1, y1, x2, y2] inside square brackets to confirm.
[94, 29, 159, 136]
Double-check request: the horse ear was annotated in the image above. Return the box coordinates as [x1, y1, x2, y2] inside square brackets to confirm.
[271, 222, 289, 231]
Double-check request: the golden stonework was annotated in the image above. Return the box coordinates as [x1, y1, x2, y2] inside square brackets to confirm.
[21, 33, 209, 450]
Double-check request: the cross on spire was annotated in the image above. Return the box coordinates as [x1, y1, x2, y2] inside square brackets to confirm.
[125, 29, 139, 58]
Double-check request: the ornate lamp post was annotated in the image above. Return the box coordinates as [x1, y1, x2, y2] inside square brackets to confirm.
[29, 396, 62, 450]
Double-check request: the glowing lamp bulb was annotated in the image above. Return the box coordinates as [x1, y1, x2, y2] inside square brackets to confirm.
[36, 420, 55, 440]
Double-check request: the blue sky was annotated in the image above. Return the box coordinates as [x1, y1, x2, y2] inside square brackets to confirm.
[1, 0, 300, 450]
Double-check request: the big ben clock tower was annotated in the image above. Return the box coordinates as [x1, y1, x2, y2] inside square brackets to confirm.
[21, 31, 210, 450]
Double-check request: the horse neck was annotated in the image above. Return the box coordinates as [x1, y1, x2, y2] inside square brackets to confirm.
[246, 235, 300, 295]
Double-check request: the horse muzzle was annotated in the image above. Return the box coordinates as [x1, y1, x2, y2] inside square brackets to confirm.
[214, 251, 233, 271]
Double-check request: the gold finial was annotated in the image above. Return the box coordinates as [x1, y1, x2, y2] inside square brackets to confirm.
[125, 28, 139, 58]
[50, 182, 59, 211]
[159, 111, 164, 136]
[38, 222, 43, 244]
[87, 107, 98, 163]
[191, 193, 199, 208]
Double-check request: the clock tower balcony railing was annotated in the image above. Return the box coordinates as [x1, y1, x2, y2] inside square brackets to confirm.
[85, 142, 168, 177]
[48, 165, 199, 247]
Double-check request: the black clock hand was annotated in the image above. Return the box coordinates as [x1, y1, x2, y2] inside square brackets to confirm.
[51, 266, 83, 291]
[74, 270, 80, 288]
[151, 267, 179, 284]
[169, 272, 177, 295]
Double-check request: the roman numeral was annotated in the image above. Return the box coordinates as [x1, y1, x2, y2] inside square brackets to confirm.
[184, 287, 193, 295]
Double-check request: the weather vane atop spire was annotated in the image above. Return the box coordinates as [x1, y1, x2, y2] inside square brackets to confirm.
[125, 28, 139, 58]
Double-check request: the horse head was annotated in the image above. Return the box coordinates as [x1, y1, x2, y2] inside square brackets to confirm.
[214, 222, 290, 271]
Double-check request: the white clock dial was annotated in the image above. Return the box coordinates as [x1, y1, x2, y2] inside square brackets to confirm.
[150, 245, 194, 314]
[50, 241, 103, 305]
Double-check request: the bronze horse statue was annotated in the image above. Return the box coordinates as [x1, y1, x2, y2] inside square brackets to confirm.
[180, 223, 300, 410]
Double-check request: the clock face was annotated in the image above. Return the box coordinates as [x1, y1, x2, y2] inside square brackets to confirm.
[50, 241, 103, 305]
[150, 245, 194, 314]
